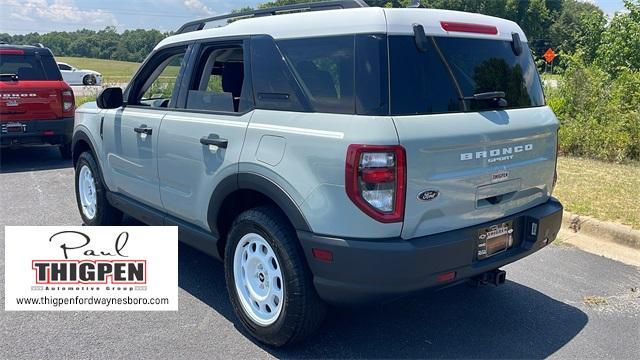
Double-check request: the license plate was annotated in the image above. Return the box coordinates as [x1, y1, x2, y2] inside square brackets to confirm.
[477, 220, 514, 260]
[5, 122, 26, 133]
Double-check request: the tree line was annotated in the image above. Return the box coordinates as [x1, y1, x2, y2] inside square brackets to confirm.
[1, 0, 607, 63]
[0, 28, 169, 63]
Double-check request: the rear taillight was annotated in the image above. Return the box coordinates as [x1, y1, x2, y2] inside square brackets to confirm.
[345, 144, 406, 223]
[62, 89, 74, 114]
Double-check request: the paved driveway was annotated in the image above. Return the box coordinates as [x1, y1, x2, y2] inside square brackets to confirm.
[1, 146, 638, 359]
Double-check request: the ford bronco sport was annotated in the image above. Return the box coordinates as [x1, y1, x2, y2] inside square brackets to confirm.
[1, 44, 74, 158]
[72, 0, 563, 346]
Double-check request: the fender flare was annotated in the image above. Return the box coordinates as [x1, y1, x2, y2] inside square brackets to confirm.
[71, 130, 99, 163]
[71, 130, 109, 189]
[207, 172, 312, 238]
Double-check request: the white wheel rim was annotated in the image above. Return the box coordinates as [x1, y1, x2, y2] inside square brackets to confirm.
[78, 165, 97, 219]
[233, 233, 284, 326]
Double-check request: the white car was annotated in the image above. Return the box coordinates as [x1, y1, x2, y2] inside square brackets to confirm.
[57, 62, 102, 86]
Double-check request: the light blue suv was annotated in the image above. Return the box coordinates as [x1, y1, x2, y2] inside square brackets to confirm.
[72, 1, 563, 346]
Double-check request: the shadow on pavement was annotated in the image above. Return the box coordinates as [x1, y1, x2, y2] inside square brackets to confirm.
[0, 146, 72, 174]
[178, 242, 588, 359]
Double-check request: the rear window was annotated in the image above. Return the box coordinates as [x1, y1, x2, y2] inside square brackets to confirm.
[0, 52, 62, 81]
[389, 36, 545, 115]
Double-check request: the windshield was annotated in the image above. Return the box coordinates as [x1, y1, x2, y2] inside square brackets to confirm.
[0, 53, 62, 81]
[389, 36, 545, 115]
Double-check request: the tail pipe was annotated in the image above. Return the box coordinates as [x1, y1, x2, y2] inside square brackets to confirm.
[469, 269, 507, 287]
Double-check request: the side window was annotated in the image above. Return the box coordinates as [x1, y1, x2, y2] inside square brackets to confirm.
[141, 54, 184, 106]
[185, 41, 253, 113]
[277, 36, 355, 114]
[129, 46, 187, 108]
[58, 64, 71, 71]
[251, 35, 308, 112]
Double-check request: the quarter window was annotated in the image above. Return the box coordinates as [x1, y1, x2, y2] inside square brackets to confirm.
[355, 34, 388, 115]
[277, 36, 355, 114]
[251, 35, 308, 112]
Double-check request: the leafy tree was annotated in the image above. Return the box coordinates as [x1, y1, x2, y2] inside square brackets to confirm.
[0, 28, 170, 63]
[549, 0, 605, 63]
[522, 0, 551, 47]
[596, 0, 640, 75]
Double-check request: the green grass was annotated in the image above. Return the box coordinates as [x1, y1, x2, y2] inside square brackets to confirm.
[75, 96, 97, 107]
[540, 73, 562, 81]
[555, 156, 640, 229]
[57, 56, 141, 83]
[58, 57, 180, 84]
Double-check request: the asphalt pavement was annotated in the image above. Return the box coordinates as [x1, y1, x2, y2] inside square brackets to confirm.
[1, 146, 639, 359]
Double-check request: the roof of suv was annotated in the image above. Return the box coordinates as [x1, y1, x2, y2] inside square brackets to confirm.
[156, 7, 526, 50]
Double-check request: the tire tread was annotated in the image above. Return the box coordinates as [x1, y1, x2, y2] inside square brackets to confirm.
[225, 205, 325, 346]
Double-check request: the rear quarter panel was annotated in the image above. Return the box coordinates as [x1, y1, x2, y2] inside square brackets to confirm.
[242, 110, 403, 238]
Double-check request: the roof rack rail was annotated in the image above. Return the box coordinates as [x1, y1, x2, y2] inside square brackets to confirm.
[176, 0, 369, 34]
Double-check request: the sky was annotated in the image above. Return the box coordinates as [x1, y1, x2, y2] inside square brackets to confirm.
[0, 0, 629, 35]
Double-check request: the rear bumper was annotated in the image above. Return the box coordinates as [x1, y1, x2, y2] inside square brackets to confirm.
[0, 117, 73, 146]
[298, 198, 563, 305]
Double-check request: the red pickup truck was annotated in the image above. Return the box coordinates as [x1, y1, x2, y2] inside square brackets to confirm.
[0, 44, 74, 159]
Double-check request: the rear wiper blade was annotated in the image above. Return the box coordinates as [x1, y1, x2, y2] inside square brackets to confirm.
[0, 73, 19, 81]
[461, 91, 506, 101]
[461, 91, 508, 108]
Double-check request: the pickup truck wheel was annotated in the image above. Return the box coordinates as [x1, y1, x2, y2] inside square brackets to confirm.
[74, 151, 122, 225]
[224, 206, 326, 347]
[59, 142, 72, 159]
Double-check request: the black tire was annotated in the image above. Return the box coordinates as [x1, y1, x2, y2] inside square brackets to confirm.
[59, 142, 72, 159]
[74, 151, 122, 225]
[82, 74, 96, 86]
[224, 205, 326, 347]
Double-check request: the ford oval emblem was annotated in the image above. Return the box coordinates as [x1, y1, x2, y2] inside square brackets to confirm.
[418, 190, 439, 201]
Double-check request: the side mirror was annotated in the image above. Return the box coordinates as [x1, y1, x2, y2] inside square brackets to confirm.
[96, 87, 124, 109]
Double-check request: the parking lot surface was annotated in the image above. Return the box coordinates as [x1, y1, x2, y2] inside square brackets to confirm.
[1, 146, 639, 359]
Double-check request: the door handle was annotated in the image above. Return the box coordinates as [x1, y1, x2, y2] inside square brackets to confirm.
[200, 135, 228, 149]
[134, 125, 152, 135]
